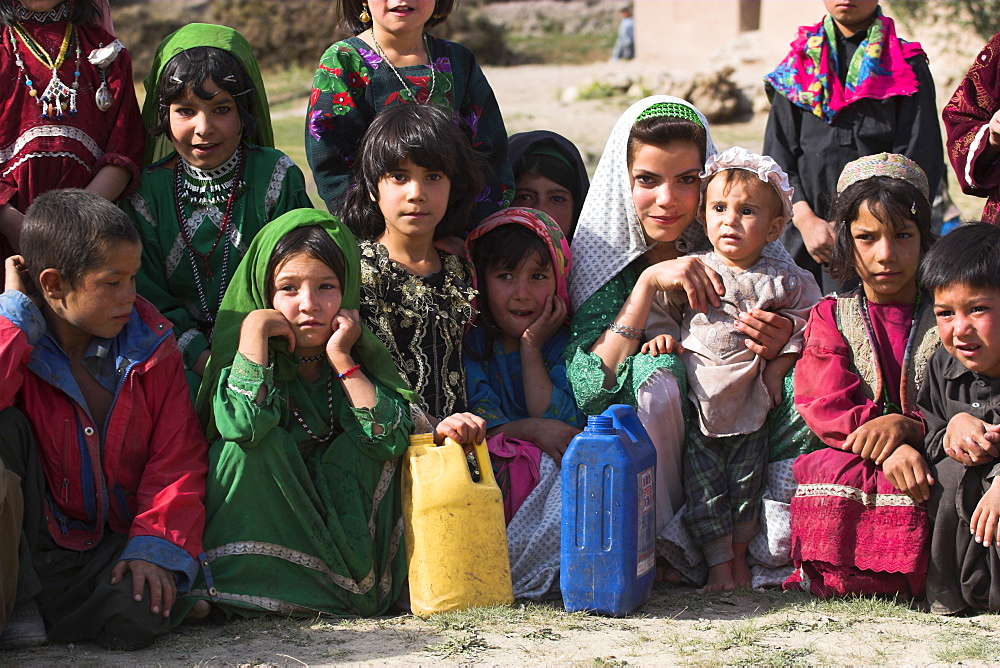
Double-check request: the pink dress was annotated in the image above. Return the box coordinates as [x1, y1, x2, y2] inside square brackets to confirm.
[785, 295, 938, 597]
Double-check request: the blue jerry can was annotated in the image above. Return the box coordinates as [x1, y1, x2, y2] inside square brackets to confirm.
[560, 404, 657, 616]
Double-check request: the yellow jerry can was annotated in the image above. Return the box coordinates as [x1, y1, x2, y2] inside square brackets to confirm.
[402, 434, 514, 618]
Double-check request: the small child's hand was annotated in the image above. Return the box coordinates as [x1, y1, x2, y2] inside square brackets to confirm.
[435, 412, 486, 447]
[110, 559, 176, 618]
[640, 334, 683, 356]
[944, 412, 1000, 465]
[971, 478, 1000, 547]
[761, 364, 786, 408]
[844, 414, 920, 465]
[4, 255, 34, 298]
[521, 295, 567, 350]
[882, 443, 935, 503]
[529, 418, 581, 465]
[327, 308, 361, 358]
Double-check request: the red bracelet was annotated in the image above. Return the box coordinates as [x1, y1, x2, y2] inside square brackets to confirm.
[337, 363, 362, 380]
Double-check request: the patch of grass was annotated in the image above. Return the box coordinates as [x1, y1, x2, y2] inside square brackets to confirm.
[591, 657, 629, 667]
[737, 643, 814, 666]
[577, 80, 618, 101]
[506, 32, 615, 65]
[711, 618, 764, 651]
[424, 627, 494, 658]
[932, 629, 1000, 663]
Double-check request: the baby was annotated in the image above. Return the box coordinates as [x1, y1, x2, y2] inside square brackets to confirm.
[644, 146, 821, 591]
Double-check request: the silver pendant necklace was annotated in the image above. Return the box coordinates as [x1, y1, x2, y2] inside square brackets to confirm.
[370, 30, 436, 104]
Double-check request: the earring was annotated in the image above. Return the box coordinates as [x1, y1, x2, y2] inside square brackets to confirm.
[359, 4, 371, 23]
[432, 1, 442, 18]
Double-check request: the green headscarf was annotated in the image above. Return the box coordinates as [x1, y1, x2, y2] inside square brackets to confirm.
[142, 23, 274, 165]
[196, 208, 418, 440]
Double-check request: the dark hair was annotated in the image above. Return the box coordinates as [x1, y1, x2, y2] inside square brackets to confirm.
[921, 222, 1000, 293]
[467, 224, 552, 360]
[152, 46, 258, 142]
[339, 0, 455, 34]
[338, 103, 487, 240]
[264, 226, 347, 306]
[703, 169, 784, 219]
[515, 153, 583, 228]
[626, 115, 708, 168]
[22, 189, 139, 288]
[827, 176, 935, 283]
[0, 0, 100, 26]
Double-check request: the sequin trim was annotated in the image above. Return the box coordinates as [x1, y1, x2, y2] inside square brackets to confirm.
[264, 155, 293, 219]
[0, 125, 102, 165]
[794, 482, 920, 507]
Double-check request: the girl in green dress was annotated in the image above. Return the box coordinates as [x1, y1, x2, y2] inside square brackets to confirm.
[124, 24, 312, 394]
[178, 208, 415, 619]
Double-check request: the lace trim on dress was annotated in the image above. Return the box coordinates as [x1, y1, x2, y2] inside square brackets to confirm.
[794, 482, 920, 507]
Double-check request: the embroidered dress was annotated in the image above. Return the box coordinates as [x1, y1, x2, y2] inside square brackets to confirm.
[180, 210, 416, 618]
[358, 240, 475, 420]
[942, 32, 1000, 226]
[0, 7, 144, 257]
[124, 144, 311, 381]
[306, 35, 512, 223]
[786, 293, 939, 597]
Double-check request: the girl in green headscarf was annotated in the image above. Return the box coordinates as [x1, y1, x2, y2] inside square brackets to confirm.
[177, 208, 415, 619]
[122, 24, 312, 396]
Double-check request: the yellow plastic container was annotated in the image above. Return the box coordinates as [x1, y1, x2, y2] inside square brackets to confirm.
[402, 434, 514, 617]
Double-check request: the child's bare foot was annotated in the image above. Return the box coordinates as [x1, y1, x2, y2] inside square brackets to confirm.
[732, 541, 753, 589]
[699, 562, 735, 593]
[654, 557, 684, 584]
[184, 600, 211, 622]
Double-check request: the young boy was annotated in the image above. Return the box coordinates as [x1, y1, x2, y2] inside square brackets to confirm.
[644, 147, 822, 592]
[0, 190, 207, 649]
[918, 222, 1000, 615]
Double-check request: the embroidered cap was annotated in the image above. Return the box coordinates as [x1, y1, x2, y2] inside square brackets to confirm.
[634, 102, 705, 128]
[702, 147, 794, 221]
[836, 152, 930, 200]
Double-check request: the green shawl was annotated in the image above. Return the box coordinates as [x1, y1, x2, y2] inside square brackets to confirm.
[142, 23, 274, 165]
[196, 208, 418, 440]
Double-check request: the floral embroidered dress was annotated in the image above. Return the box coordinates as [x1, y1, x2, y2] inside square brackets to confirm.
[0, 4, 144, 257]
[305, 35, 512, 224]
[358, 241, 476, 420]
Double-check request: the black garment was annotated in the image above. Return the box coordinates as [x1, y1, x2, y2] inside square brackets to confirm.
[763, 29, 943, 293]
[918, 348, 1000, 613]
[0, 408, 170, 650]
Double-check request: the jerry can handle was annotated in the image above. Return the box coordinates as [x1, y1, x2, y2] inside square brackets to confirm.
[604, 404, 653, 448]
[441, 438, 497, 486]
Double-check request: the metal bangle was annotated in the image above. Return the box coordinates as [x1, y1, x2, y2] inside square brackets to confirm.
[609, 320, 644, 341]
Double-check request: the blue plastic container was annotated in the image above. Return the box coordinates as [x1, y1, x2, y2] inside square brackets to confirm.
[561, 404, 657, 616]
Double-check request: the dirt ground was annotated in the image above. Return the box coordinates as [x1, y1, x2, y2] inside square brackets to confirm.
[5, 30, 998, 667]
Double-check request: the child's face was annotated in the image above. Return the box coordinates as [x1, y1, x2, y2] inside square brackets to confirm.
[168, 77, 243, 171]
[50, 240, 140, 342]
[376, 158, 451, 243]
[703, 175, 784, 270]
[851, 202, 921, 304]
[514, 173, 574, 238]
[933, 283, 1000, 379]
[367, 0, 435, 34]
[483, 251, 556, 351]
[630, 141, 702, 248]
[271, 252, 344, 358]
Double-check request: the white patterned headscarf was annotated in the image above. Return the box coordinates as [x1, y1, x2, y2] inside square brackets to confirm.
[568, 96, 717, 310]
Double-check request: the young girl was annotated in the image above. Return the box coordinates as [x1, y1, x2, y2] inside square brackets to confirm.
[340, 102, 486, 445]
[509, 131, 590, 240]
[181, 209, 415, 619]
[122, 24, 312, 391]
[0, 0, 144, 256]
[787, 153, 939, 598]
[464, 207, 584, 514]
[307, 0, 512, 224]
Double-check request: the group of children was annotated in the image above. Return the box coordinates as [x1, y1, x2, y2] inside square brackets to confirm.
[1, 0, 1000, 652]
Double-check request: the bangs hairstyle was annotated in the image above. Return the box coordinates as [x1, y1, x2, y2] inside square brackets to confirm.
[338, 103, 487, 240]
[339, 0, 456, 34]
[22, 189, 139, 289]
[264, 226, 347, 306]
[0, 0, 99, 26]
[152, 46, 258, 141]
[828, 176, 935, 283]
[515, 152, 584, 226]
[921, 222, 1000, 293]
[703, 169, 784, 219]
[467, 224, 553, 360]
[627, 115, 708, 168]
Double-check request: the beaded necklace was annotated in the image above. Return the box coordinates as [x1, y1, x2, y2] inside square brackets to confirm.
[857, 285, 923, 415]
[370, 30, 436, 104]
[172, 144, 247, 330]
[291, 373, 335, 443]
[8, 20, 80, 119]
[298, 353, 326, 363]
